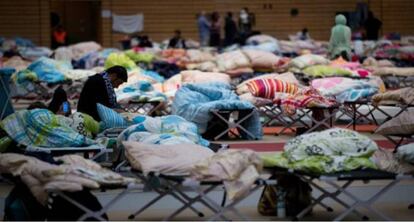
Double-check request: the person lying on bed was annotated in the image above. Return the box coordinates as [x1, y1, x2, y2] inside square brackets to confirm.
[77, 65, 127, 121]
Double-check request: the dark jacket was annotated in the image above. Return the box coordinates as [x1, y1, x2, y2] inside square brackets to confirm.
[225, 17, 238, 46]
[77, 74, 112, 121]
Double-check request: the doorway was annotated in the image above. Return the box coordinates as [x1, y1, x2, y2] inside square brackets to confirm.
[50, 0, 101, 47]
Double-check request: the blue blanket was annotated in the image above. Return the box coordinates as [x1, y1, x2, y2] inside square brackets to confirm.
[172, 83, 263, 140]
[118, 115, 209, 146]
[17, 57, 72, 83]
[116, 81, 167, 103]
[1, 109, 96, 148]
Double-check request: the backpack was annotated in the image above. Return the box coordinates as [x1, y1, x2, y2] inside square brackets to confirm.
[4, 182, 47, 221]
[4, 183, 107, 221]
[258, 174, 312, 217]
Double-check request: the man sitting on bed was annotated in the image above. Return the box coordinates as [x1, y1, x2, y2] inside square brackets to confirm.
[77, 65, 127, 121]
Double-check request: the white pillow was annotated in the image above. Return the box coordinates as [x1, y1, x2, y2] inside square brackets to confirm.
[123, 141, 214, 176]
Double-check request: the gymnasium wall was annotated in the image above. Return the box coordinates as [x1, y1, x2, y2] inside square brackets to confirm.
[0, 0, 50, 46]
[100, 0, 414, 47]
[0, 0, 413, 48]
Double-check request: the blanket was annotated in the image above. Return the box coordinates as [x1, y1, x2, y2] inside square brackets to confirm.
[117, 114, 209, 146]
[69, 41, 102, 61]
[125, 50, 155, 63]
[372, 67, 414, 77]
[180, 70, 231, 85]
[191, 149, 262, 201]
[0, 109, 97, 147]
[13, 57, 72, 84]
[172, 83, 262, 139]
[311, 77, 379, 103]
[302, 65, 353, 78]
[0, 153, 135, 204]
[372, 148, 414, 174]
[262, 128, 377, 173]
[104, 52, 137, 70]
[278, 88, 337, 116]
[116, 80, 167, 104]
[2, 56, 31, 72]
[19, 47, 53, 61]
[372, 87, 414, 105]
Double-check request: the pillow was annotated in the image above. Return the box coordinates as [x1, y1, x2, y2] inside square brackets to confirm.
[123, 141, 214, 175]
[216, 50, 251, 72]
[396, 143, 414, 164]
[242, 49, 281, 70]
[247, 79, 299, 99]
[97, 103, 129, 130]
[236, 72, 300, 95]
[375, 110, 414, 135]
[289, 54, 329, 70]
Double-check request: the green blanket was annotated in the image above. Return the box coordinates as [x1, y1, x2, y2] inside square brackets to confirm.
[0, 109, 98, 148]
[262, 128, 377, 173]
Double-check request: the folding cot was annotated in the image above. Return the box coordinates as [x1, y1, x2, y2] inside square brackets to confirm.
[259, 104, 339, 135]
[110, 142, 277, 221]
[125, 171, 274, 221]
[46, 183, 142, 221]
[121, 101, 166, 116]
[0, 68, 15, 120]
[371, 101, 414, 130]
[24, 145, 111, 162]
[203, 108, 258, 140]
[267, 167, 412, 221]
[336, 99, 377, 130]
[381, 134, 414, 151]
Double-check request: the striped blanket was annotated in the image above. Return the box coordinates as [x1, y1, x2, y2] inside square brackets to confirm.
[280, 88, 337, 116]
[247, 79, 299, 99]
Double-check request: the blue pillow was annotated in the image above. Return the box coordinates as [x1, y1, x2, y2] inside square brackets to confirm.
[96, 104, 129, 130]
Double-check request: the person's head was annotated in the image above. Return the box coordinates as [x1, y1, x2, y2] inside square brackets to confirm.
[211, 12, 220, 22]
[227, 12, 233, 18]
[56, 24, 64, 32]
[28, 101, 47, 110]
[174, 30, 182, 38]
[106, 65, 128, 88]
[302, 28, 308, 34]
[368, 11, 374, 19]
[335, 14, 347, 25]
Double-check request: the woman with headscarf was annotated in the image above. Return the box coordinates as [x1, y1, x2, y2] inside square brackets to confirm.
[328, 14, 352, 60]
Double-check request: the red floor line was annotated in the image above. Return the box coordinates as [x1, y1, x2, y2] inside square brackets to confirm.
[229, 140, 396, 152]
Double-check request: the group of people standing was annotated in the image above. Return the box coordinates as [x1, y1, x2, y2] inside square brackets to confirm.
[197, 8, 255, 47]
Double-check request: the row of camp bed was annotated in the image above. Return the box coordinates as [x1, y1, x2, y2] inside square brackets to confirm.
[45, 163, 414, 221]
[259, 99, 412, 130]
[1, 118, 413, 221]
[379, 75, 414, 89]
